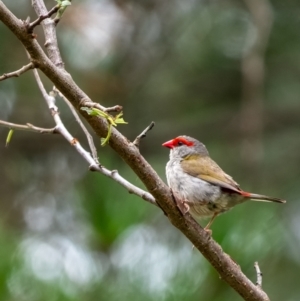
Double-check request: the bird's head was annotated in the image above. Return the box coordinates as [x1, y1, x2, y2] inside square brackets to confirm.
[162, 135, 209, 159]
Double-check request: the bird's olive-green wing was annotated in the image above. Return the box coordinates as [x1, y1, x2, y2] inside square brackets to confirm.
[180, 155, 241, 193]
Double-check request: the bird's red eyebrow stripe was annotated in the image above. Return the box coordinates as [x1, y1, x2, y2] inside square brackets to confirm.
[175, 137, 194, 146]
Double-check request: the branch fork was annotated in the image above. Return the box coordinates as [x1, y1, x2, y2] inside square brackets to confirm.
[26, 5, 60, 33]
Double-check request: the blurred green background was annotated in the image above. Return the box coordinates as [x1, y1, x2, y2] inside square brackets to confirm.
[0, 0, 299, 300]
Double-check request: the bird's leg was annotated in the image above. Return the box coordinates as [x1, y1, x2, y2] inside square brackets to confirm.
[204, 213, 218, 234]
[170, 189, 190, 215]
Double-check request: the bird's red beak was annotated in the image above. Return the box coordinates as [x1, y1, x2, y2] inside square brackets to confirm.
[162, 139, 174, 149]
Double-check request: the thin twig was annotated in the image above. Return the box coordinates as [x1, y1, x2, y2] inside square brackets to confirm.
[104, 105, 123, 113]
[89, 166, 157, 206]
[0, 120, 56, 133]
[133, 121, 155, 147]
[0, 63, 34, 81]
[79, 100, 123, 114]
[53, 87, 99, 163]
[33, 69, 58, 112]
[27, 5, 60, 33]
[31, 0, 64, 68]
[79, 99, 106, 112]
[31, 68, 156, 206]
[254, 262, 263, 287]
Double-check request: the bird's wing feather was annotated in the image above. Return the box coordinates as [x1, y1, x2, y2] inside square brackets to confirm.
[181, 155, 241, 192]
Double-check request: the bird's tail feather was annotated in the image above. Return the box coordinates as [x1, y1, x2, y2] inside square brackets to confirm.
[241, 192, 286, 204]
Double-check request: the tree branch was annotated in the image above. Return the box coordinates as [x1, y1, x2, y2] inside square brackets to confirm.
[53, 87, 99, 163]
[0, 2, 270, 300]
[133, 121, 155, 148]
[254, 261, 263, 287]
[31, 0, 64, 68]
[30, 67, 156, 206]
[79, 99, 107, 112]
[103, 105, 123, 113]
[0, 62, 34, 81]
[26, 4, 60, 33]
[0, 120, 56, 133]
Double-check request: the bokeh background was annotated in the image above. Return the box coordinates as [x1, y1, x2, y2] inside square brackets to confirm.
[0, 0, 300, 300]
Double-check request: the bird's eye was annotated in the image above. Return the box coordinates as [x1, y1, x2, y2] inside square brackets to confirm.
[177, 141, 183, 146]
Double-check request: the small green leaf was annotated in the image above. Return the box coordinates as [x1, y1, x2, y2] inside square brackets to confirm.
[115, 112, 123, 119]
[100, 124, 112, 146]
[81, 107, 109, 118]
[115, 117, 127, 124]
[80, 107, 92, 114]
[81, 106, 127, 145]
[61, 0, 71, 7]
[55, 0, 71, 19]
[114, 112, 128, 125]
[5, 129, 14, 147]
[107, 116, 117, 126]
[55, 0, 71, 6]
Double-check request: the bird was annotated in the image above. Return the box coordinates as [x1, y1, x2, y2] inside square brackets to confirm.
[162, 135, 286, 231]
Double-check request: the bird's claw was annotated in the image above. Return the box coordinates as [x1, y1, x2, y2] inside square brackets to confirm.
[170, 189, 190, 216]
[176, 199, 190, 216]
[181, 201, 190, 214]
[204, 228, 212, 236]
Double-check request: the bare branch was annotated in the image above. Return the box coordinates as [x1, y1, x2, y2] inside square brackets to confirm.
[133, 121, 155, 148]
[79, 99, 107, 112]
[89, 166, 156, 206]
[0, 120, 56, 134]
[53, 87, 99, 163]
[26, 5, 60, 33]
[33, 69, 58, 112]
[0, 62, 34, 81]
[31, 0, 64, 68]
[104, 105, 123, 113]
[254, 262, 263, 287]
[79, 101, 124, 118]
[31, 67, 156, 206]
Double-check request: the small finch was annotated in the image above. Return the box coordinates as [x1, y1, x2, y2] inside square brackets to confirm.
[162, 136, 286, 231]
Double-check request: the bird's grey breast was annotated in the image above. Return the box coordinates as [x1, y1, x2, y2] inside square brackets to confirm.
[166, 158, 220, 203]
